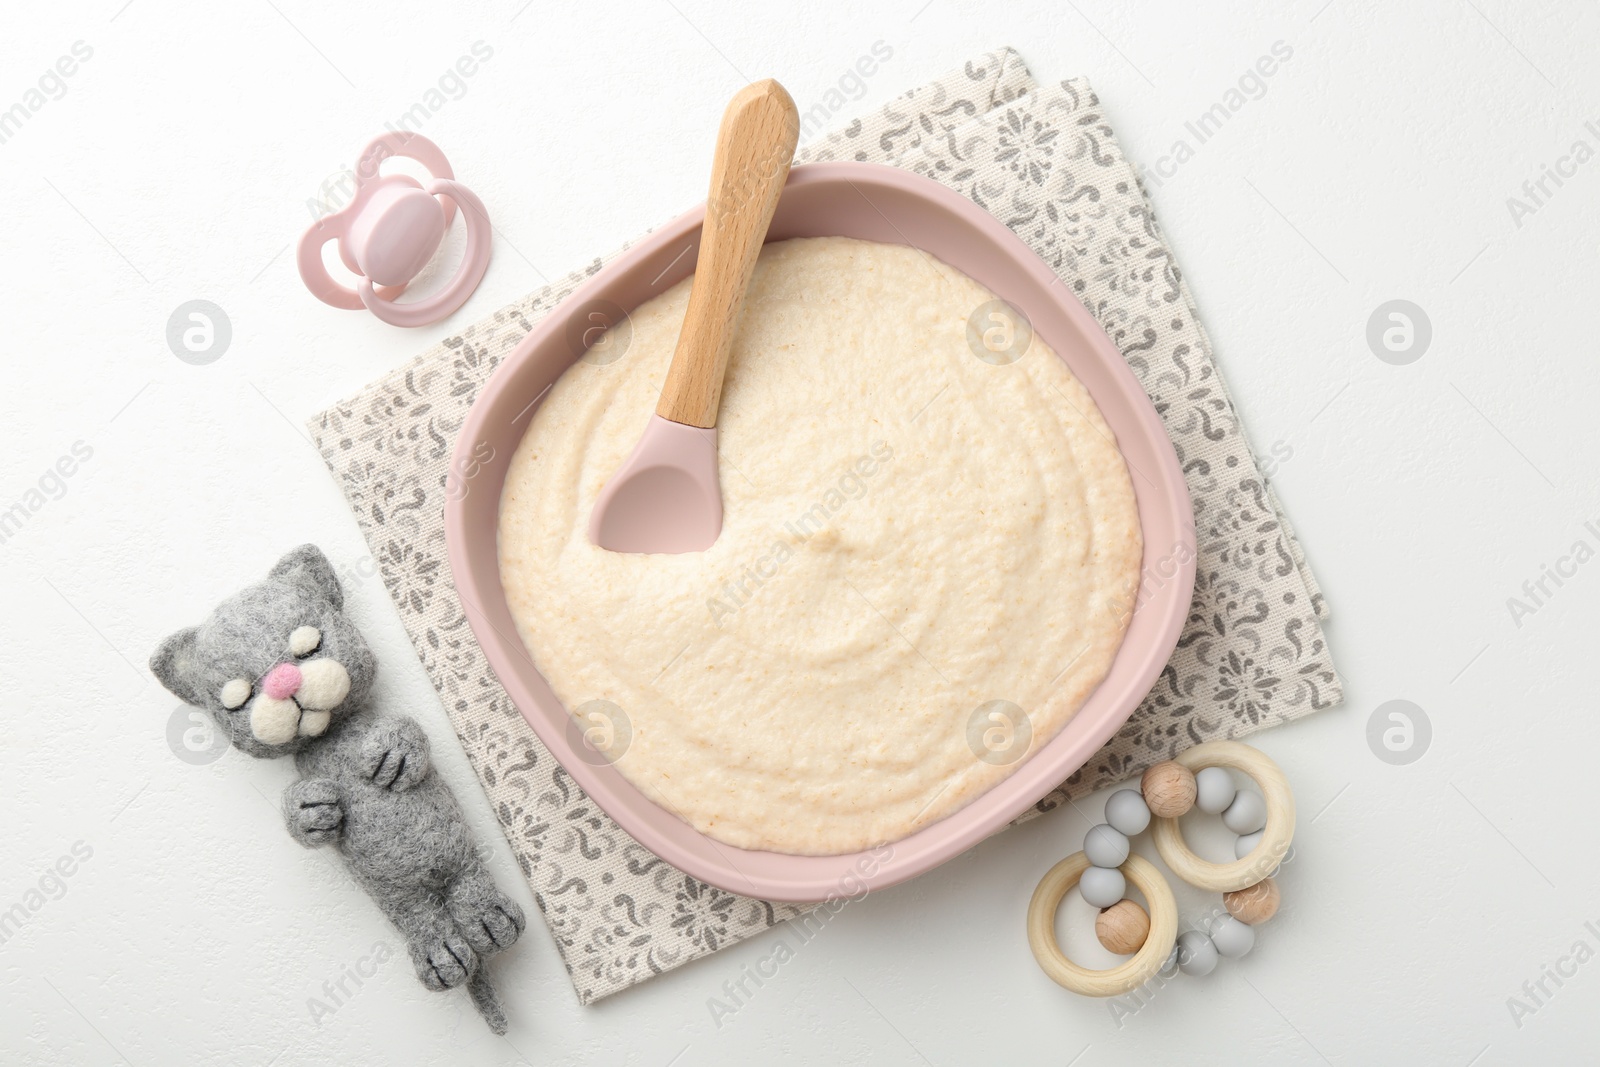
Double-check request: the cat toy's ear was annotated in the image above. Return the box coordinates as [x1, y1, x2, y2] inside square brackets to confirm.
[269, 544, 344, 610]
[150, 626, 203, 706]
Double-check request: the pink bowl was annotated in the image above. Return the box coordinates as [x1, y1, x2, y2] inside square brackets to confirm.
[445, 163, 1195, 904]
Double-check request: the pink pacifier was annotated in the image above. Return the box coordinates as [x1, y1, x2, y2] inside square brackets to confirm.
[297, 132, 491, 328]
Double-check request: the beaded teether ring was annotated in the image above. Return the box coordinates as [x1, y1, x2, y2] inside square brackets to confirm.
[1151, 741, 1295, 893]
[1027, 853, 1179, 997]
[1026, 740, 1294, 997]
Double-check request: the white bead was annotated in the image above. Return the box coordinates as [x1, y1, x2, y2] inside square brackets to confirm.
[1176, 930, 1218, 976]
[1222, 790, 1267, 835]
[1209, 915, 1256, 958]
[1079, 865, 1125, 908]
[1084, 824, 1130, 868]
[1194, 766, 1236, 815]
[1234, 829, 1264, 860]
[1105, 789, 1151, 836]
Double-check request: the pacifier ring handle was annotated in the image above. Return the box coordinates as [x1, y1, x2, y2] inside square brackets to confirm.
[358, 179, 492, 329]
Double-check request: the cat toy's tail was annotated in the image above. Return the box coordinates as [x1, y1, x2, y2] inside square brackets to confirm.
[468, 971, 508, 1034]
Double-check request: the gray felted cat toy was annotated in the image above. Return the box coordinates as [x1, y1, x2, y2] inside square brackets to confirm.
[150, 544, 526, 1033]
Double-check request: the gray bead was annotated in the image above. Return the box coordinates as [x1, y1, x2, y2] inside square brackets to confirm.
[1084, 824, 1130, 868]
[1105, 789, 1151, 836]
[1176, 930, 1218, 976]
[1079, 865, 1126, 908]
[1159, 944, 1180, 977]
[1210, 915, 1256, 958]
[1222, 790, 1267, 835]
[1234, 829, 1264, 860]
[1194, 766, 1237, 815]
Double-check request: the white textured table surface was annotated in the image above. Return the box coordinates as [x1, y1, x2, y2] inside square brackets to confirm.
[4, 1, 1597, 1064]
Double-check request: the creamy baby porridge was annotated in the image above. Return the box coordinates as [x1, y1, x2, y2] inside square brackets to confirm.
[498, 236, 1141, 855]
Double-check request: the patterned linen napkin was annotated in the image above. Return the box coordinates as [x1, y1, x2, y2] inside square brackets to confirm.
[308, 47, 1341, 1005]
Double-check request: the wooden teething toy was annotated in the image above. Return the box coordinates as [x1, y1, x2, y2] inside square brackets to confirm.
[1026, 741, 1294, 997]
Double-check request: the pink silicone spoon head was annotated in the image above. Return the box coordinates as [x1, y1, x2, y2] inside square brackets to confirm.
[588, 418, 722, 553]
[588, 78, 799, 554]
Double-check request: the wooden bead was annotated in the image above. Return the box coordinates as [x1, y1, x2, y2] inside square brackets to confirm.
[1223, 877, 1280, 924]
[1141, 761, 1197, 819]
[1095, 899, 1151, 955]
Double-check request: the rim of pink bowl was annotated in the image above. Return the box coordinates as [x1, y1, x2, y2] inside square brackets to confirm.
[444, 162, 1197, 904]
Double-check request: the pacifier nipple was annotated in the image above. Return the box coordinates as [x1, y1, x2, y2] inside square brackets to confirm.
[349, 185, 448, 287]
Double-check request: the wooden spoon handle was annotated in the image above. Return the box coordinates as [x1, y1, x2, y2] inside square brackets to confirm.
[656, 79, 799, 428]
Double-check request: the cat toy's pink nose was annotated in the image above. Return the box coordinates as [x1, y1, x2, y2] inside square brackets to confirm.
[262, 662, 303, 700]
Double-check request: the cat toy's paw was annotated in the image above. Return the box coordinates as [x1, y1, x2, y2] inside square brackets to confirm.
[453, 888, 527, 958]
[410, 930, 479, 991]
[359, 719, 431, 791]
[283, 778, 344, 847]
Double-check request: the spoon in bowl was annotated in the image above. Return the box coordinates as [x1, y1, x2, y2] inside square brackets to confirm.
[588, 78, 800, 553]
